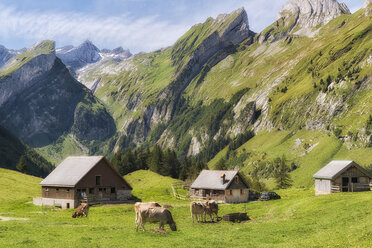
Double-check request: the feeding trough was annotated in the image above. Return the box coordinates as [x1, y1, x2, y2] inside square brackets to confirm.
[222, 212, 250, 222]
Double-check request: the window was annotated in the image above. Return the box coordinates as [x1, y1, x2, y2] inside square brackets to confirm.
[56, 188, 59, 192]
[45, 188, 49, 192]
[111, 187, 116, 193]
[235, 176, 239, 184]
[66, 203, 70, 209]
[229, 190, 232, 195]
[82, 189, 86, 193]
[77, 189, 81, 193]
[351, 177, 358, 183]
[89, 188, 94, 194]
[99, 188, 103, 192]
[240, 189, 244, 195]
[66, 189, 70, 192]
[96, 175, 101, 186]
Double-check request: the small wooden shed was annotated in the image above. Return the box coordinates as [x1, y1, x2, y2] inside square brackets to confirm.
[33, 156, 132, 209]
[313, 161, 372, 196]
[190, 170, 249, 203]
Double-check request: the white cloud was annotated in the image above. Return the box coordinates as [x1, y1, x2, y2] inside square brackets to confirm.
[0, 4, 190, 53]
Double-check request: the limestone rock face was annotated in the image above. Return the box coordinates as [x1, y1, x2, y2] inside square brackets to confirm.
[363, 0, 372, 8]
[56, 40, 101, 70]
[0, 41, 116, 147]
[278, 0, 350, 28]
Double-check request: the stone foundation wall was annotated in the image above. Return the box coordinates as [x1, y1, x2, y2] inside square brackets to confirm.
[33, 197, 76, 209]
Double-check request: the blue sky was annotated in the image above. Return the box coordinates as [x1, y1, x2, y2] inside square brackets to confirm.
[0, 0, 365, 53]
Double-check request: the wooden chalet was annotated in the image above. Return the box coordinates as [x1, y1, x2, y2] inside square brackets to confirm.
[190, 170, 249, 203]
[313, 161, 372, 195]
[33, 156, 132, 209]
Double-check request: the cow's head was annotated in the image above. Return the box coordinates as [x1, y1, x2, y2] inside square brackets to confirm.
[72, 213, 77, 218]
[170, 222, 177, 231]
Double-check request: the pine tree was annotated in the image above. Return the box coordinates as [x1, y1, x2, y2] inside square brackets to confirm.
[215, 158, 227, 170]
[273, 155, 292, 189]
[16, 155, 27, 173]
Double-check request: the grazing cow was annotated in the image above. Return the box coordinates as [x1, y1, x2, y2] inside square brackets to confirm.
[136, 207, 177, 232]
[190, 201, 205, 223]
[204, 200, 219, 222]
[134, 202, 161, 231]
[72, 203, 89, 218]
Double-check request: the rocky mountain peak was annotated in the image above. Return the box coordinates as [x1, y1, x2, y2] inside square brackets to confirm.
[56, 40, 101, 70]
[364, 0, 372, 8]
[278, 0, 350, 28]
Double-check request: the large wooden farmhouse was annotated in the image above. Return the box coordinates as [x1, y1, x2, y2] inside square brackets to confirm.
[313, 161, 372, 196]
[33, 156, 132, 209]
[190, 170, 249, 203]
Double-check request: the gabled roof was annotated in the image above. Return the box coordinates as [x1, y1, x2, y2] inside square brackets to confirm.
[313, 161, 372, 180]
[41, 156, 111, 187]
[190, 170, 248, 190]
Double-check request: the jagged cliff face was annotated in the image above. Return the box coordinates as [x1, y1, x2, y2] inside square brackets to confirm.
[0, 41, 116, 147]
[278, 0, 350, 28]
[0, 45, 20, 68]
[56, 40, 101, 71]
[364, 0, 372, 8]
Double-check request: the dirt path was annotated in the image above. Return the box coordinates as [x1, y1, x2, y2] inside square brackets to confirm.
[0, 216, 28, 221]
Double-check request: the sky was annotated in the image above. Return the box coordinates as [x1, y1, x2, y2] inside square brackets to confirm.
[0, 0, 365, 53]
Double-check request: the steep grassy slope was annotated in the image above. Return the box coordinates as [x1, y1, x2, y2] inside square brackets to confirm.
[81, 7, 371, 165]
[0, 125, 53, 177]
[2, 169, 372, 247]
[209, 129, 372, 188]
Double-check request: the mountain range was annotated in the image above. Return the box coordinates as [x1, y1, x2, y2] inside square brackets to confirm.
[0, 0, 370, 184]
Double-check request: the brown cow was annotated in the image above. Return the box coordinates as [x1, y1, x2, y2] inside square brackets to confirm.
[136, 207, 177, 232]
[204, 200, 218, 222]
[134, 202, 161, 231]
[72, 203, 89, 218]
[190, 201, 205, 223]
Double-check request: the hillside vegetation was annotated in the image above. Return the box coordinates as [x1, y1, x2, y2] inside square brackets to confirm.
[0, 125, 53, 177]
[1, 169, 372, 247]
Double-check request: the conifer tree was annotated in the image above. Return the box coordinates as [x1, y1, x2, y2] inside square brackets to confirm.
[16, 155, 27, 173]
[273, 155, 292, 189]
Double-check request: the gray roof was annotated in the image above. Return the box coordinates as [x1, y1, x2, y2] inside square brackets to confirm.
[191, 170, 245, 190]
[313, 160, 371, 180]
[40, 156, 104, 187]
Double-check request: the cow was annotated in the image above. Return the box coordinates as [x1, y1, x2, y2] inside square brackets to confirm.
[72, 203, 89, 218]
[190, 201, 205, 223]
[204, 200, 219, 222]
[134, 202, 161, 231]
[136, 207, 177, 232]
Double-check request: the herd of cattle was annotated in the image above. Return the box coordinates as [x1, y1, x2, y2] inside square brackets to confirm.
[72, 200, 219, 232]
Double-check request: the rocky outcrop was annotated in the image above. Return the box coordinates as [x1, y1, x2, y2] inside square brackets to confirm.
[278, 0, 350, 28]
[0, 41, 116, 147]
[56, 40, 101, 71]
[122, 8, 253, 145]
[0, 41, 56, 106]
[364, 0, 372, 8]
[0, 45, 19, 68]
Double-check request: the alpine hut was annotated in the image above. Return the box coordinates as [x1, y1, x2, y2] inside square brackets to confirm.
[313, 161, 372, 195]
[190, 170, 249, 203]
[33, 156, 132, 209]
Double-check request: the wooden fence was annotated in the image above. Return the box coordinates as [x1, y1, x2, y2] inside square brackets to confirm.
[331, 183, 372, 193]
[171, 182, 191, 201]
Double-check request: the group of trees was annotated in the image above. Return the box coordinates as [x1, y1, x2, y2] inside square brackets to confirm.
[111, 145, 207, 180]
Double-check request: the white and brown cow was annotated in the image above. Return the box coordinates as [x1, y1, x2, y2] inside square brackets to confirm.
[136, 206, 177, 232]
[204, 200, 219, 222]
[134, 202, 161, 231]
[72, 203, 89, 218]
[190, 201, 205, 223]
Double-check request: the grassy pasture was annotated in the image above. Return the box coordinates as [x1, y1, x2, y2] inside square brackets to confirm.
[1, 169, 372, 247]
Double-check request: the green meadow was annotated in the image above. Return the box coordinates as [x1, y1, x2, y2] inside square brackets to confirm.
[1, 169, 372, 247]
